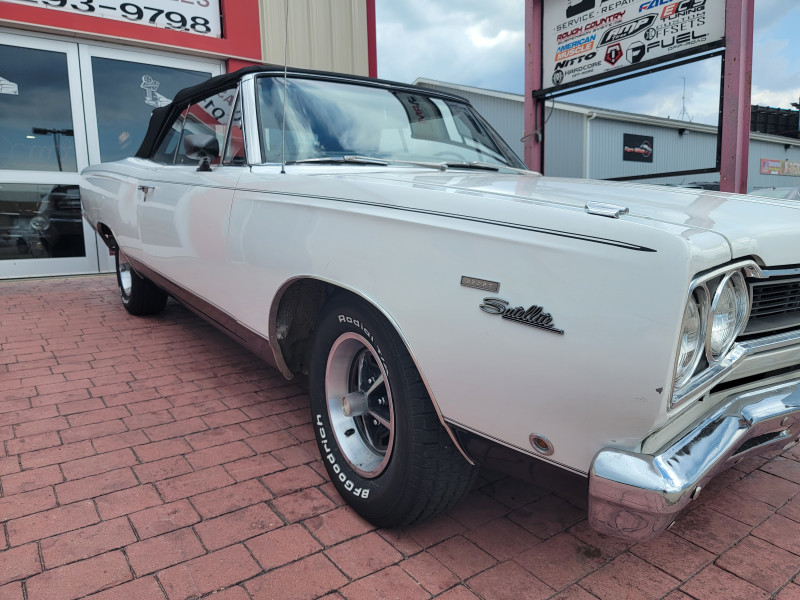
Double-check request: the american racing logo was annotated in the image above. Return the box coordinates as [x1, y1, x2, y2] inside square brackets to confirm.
[599, 14, 656, 45]
[479, 298, 564, 335]
[555, 34, 597, 61]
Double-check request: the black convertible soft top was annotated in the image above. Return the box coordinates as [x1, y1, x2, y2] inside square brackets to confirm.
[135, 65, 263, 158]
[135, 64, 473, 159]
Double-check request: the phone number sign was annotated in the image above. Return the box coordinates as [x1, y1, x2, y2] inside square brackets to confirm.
[542, 0, 724, 91]
[4, 0, 221, 37]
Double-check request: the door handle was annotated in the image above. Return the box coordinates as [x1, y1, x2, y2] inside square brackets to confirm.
[137, 185, 155, 200]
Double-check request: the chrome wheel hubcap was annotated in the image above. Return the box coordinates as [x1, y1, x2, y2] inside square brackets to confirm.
[325, 332, 394, 478]
[117, 251, 133, 297]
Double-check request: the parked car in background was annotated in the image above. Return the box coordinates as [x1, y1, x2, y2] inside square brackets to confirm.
[81, 66, 800, 541]
[749, 187, 800, 201]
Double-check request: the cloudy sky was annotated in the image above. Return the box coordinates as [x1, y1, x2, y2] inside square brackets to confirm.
[376, 0, 800, 125]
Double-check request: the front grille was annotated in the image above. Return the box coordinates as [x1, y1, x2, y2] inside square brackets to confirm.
[744, 276, 800, 336]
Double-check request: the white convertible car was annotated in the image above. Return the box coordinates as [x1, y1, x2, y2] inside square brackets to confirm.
[81, 66, 800, 541]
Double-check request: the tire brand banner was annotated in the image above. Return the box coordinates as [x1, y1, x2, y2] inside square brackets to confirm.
[623, 133, 654, 162]
[2, 0, 221, 37]
[542, 0, 725, 91]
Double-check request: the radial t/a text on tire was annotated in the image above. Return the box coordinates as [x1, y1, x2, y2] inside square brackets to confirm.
[309, 294, 476, 527]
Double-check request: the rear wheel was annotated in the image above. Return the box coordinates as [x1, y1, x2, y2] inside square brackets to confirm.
[309, 294, 476, 527]
[116, 249, 167, 316]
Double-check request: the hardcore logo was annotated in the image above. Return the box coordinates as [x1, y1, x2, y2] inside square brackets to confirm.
[479, 298, 565, 335]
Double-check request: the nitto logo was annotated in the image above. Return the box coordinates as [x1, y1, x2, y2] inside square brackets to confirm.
[600, 14, 656, 44]
[604, 43, 623, 65]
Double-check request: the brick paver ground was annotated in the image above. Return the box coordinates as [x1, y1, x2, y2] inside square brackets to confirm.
[2, 275, 800, 600]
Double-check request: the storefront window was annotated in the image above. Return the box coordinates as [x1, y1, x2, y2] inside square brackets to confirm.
[0, 45, 78, 172]
[0, 184, 85, 260]
[91, 57, 211, 162]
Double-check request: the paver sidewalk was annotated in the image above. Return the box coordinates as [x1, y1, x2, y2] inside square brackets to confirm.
[1, 275, 799, 600]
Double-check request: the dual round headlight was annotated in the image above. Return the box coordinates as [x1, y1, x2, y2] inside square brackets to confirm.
[708, 271, 749, 360]
[675, 288, 707, 388]
[674, 270, 749, 390]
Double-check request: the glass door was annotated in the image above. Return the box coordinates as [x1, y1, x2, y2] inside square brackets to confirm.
[0, 30, 222, 279]
[79, 44, 222, 273]
[0, 33, 93, 278]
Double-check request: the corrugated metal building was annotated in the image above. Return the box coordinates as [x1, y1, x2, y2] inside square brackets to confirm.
[414, 78, 800, 191]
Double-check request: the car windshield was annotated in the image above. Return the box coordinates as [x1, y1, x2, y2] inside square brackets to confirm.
[256, 76, 526, 169]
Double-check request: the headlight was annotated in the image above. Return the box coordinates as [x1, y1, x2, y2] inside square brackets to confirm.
[675, 289, 707, 389]
[708, 271, 749, 360]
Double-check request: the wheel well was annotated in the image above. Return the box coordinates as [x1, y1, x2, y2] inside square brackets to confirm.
[273, 278, 338, 376]
[96, 223, 117, 251]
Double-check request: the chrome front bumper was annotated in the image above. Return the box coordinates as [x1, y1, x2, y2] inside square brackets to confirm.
[588, 378, 800, 541]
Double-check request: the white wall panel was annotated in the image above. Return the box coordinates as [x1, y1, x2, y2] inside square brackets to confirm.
[259, 0, 369, 76]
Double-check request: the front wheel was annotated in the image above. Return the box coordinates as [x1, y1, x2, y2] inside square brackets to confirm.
[116, 249, 167, 316]
[309, 295, 476, 527]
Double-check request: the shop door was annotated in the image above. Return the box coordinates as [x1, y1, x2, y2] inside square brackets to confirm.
[0, 34, 93, 279]
[0, 31, 221, 279]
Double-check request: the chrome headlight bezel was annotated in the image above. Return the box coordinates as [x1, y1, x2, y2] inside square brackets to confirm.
[674, 287, 708, 390]
[707, 270, 750, 361]
[670, 261, 759, 408]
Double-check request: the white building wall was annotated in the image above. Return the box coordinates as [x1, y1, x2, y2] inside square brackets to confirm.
[260, 0, 370, 76]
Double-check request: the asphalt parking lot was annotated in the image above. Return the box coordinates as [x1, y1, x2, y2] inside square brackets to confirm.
[1, 274, 800, 600]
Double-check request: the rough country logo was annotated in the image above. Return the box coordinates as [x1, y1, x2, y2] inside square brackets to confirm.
[479, 298, 564, 335]
[600, 14, 656, 45]
[605, 43, 623, 66]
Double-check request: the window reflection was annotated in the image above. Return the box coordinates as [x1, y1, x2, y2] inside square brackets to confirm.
[91, 57, 211, 162]
[0, 184, 85, 260]
[255, 77, 523, 168]
[0, 45, 78, 172]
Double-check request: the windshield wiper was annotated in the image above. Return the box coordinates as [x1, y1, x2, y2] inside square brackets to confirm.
[285, 156, 532, 174]
[286, 155, 389, 166]
[444, 161, 532, 175]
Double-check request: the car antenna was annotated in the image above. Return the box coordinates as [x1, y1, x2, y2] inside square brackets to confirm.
[280, 0, 289, 175]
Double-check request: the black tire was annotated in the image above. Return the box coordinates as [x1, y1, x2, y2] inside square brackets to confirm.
[115, 249, 168, 316]
[309, 294, 476, 527]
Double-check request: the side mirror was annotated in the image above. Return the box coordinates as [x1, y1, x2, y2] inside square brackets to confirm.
[184, 134, 220, 171]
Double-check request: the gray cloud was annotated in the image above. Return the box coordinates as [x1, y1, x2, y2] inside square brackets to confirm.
[377, 0, 798, 116]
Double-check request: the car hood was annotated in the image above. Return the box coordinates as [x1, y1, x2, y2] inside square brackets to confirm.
[326, 169, 800, 267]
